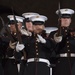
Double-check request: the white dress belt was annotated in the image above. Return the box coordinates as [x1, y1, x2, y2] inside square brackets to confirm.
[27, 58, 50, 66]
[60, 53, 75, 57]
[8, 56, 24, 60]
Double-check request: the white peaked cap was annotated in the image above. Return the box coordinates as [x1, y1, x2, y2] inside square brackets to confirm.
[29, 15, 48, 22]
[22, 12, 39, 18]
[44, 27, 58, 34]
[56, 8, 75, 15]
[7, 15, 24, 22]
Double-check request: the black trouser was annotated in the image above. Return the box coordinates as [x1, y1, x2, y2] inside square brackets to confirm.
[53, 57, 75, 75]
[24, 62, 50, 75]
[0, 62, 4, 75]
[4, 59, 26, 75]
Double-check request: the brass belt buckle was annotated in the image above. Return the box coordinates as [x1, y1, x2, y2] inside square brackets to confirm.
[67, 53, 70, 57]
[34, 58, 39, 62]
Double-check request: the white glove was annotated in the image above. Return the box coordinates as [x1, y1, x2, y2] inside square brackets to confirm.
[9, 41, 17, 49]
[20, 29, 32, 36]
[37, 34, 46, 43]
[27, 31, 32, 36]
[16, 42, 25, 52]
[54, 33, 62, 43]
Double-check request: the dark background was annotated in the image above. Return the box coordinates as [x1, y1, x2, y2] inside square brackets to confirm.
[0, 0, 75, 30]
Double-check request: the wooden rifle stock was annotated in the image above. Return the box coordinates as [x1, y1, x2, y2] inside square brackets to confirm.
[12, 10, 26, 60]
[57, 18, 61, 36]
[56, 2, 62, 36]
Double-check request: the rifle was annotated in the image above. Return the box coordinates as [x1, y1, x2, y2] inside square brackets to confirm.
[12, 8, 26, 60]
[0, 16, 15, 42]
[57, 2, 62, 36]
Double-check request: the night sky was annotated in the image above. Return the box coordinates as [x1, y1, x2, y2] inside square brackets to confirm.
[0, 0, 75, 30]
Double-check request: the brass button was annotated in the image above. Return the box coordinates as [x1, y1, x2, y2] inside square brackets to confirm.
[65, 30, 67, 32]
[68, 50, 70, 52]
[35, 42, 38, 45]
[67, 45, 69, 47]
[36, 46, 38, 48]
[62, 27, 64, 29]
[36, 49, 38, 52]
[67, 41, 69, 43]
[36, 53, 39, 55]
[34, 58, 39, 62]
[14, 33, 16, 35]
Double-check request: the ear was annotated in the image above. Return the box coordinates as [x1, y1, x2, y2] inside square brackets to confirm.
[58, 18, 61, 21]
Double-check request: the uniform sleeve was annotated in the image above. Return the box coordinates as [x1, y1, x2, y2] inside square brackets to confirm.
[42, 38, 56, 50]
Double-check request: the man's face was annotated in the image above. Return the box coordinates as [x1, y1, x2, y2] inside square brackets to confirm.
[26, 22, 33, 32]
[10, 22, 22, 33]
[61, 18, 71, 27]
[33, 25, 45, 34]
